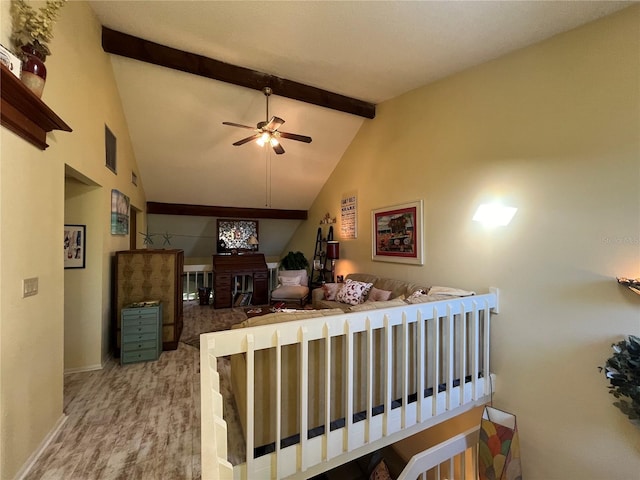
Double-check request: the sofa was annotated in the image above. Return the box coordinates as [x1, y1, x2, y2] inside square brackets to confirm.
[312, 273, 430, 311]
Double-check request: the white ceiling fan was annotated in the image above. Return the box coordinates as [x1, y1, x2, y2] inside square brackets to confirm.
[223, 87, 312, 155]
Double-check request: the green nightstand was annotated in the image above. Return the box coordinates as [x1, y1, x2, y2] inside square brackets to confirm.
[120, 303, 162, 365]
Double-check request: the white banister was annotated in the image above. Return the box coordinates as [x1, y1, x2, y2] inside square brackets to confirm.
[201, 291, 498, 480]
[396, 426, 480, 480]
[183, 264, 213, 301]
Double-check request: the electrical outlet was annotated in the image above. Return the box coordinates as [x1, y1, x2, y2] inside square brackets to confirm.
[23, 277, 38, 298]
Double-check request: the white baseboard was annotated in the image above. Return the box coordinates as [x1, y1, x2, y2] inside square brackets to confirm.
[64, 363, 102, 375]
[14, 414, 67, 480]
[63, 352, 111, 375]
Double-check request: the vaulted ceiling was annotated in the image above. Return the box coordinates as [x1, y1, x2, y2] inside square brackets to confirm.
[88, 0, 630, 212]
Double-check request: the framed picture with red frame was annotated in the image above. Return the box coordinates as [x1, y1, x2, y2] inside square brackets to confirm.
[371, 200, 423, 265]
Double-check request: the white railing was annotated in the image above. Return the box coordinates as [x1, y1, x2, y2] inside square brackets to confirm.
[397, 426, 479, 480]
[183, 264, 213, 301]
[201, 289, 498, 480]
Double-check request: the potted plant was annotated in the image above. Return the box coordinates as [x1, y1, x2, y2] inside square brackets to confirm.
[602, 335, 640, 426]
[280, 251, 309, 271]
[10, 0, 66, 97]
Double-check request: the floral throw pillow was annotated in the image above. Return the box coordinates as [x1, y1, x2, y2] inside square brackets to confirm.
[335, 279, 373, 306]
[322, 282, 342, 300]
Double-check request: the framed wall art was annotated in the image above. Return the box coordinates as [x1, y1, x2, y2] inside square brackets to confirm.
[111, 189, 130, 235]
[216, 219, 258, 253]
[371, 200, 423, 265]
[341, 191, 357, 239]
[64, 224, 86, 269]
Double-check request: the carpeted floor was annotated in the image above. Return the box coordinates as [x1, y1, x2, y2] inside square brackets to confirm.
[179, 302, 248, 349]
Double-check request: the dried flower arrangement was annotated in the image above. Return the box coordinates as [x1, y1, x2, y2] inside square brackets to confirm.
[10, 0, 66, 59]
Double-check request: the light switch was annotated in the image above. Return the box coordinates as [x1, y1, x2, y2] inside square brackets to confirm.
[23, 277, 38, 297]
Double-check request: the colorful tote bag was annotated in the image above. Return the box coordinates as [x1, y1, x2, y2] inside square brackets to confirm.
[478, 406, 522, 480]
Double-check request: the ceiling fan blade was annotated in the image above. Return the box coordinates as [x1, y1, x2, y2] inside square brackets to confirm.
[223, 121, 256, 130]
[272, 142, 285, 155]
[264, 116, 285, 132]
[279, 131, 313, 143]
[233, 134, 261, 146]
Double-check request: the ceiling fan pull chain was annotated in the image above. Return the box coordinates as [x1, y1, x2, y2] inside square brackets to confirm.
[265, 147, 271, 208]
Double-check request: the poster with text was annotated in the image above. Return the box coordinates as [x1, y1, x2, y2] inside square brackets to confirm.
[340, 192, 357, 239]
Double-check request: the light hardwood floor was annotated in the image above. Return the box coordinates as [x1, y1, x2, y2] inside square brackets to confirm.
[24, 305, 210, 480]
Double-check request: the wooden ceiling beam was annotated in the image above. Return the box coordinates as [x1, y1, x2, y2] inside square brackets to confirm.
[147, 202, 307, 220]
[102, 27, 376, 119]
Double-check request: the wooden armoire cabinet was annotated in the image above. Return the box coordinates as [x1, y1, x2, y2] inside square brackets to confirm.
[114, 249, 184, 352]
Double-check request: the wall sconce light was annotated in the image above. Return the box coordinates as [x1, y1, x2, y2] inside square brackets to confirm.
[326, 241, 340, 282]
[473, 203, 518, 227]
[247, 235, 259, 252]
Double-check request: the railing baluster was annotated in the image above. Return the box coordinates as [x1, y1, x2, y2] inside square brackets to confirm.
[483, 302, 491, 397]
[345, 321, 354, 451]
[459, 305, 467, 407]
[471, 301, 479, 400]
[432, 307, 439, 417]
[401, 312, 408, 428]
[417, 311, 425, 422]
[245, 334, 255, 480]
[383, 315, 392, 436]
[365, 317, 373, 443]
[300, 326, 309, 471]
[323, 323, 331, 461]
[446, 305, 454, 411]
[275, 330, 282, 480]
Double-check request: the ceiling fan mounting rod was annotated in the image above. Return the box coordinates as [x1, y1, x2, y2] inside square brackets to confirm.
[263, 87, 272, 122]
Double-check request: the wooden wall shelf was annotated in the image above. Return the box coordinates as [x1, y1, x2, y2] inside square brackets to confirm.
[0, 63, 71, 150]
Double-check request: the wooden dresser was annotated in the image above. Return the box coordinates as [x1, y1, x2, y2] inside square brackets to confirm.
[212, 253, 268, 308]
[114, 249, 184, 352]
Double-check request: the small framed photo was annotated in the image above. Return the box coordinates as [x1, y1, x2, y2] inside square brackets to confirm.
[111, 189, 130, 235]
[372, 200, 423, 265]
[64, 225, 86, 269]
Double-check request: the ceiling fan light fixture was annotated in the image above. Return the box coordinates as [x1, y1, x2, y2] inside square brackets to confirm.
[270, 137, 279, 147]
[257, 132, 271, 146]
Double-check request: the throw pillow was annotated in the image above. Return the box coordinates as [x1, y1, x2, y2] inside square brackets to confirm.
[406, 289, 428, 302]
[335, 279, 373, 306]
[429, 285, 476, 296]
[279, 275, 301, 287]
[322, 282, 342, 301]
[368, 286, 392, 302]
[406, 293, 451, 304]
[348, 298, 407, 312]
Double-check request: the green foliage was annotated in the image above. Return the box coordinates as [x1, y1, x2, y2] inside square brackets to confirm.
[602, 335, 640, 426]
[10, 0, 66, 57]
[280, 251, 309, 271]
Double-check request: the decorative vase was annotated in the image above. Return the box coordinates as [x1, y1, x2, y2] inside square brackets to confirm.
[20, 44, 47, 98]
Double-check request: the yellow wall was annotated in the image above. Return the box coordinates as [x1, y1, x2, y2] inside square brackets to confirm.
[287, 7, 640, 479]
[0, 1, 146, 477]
